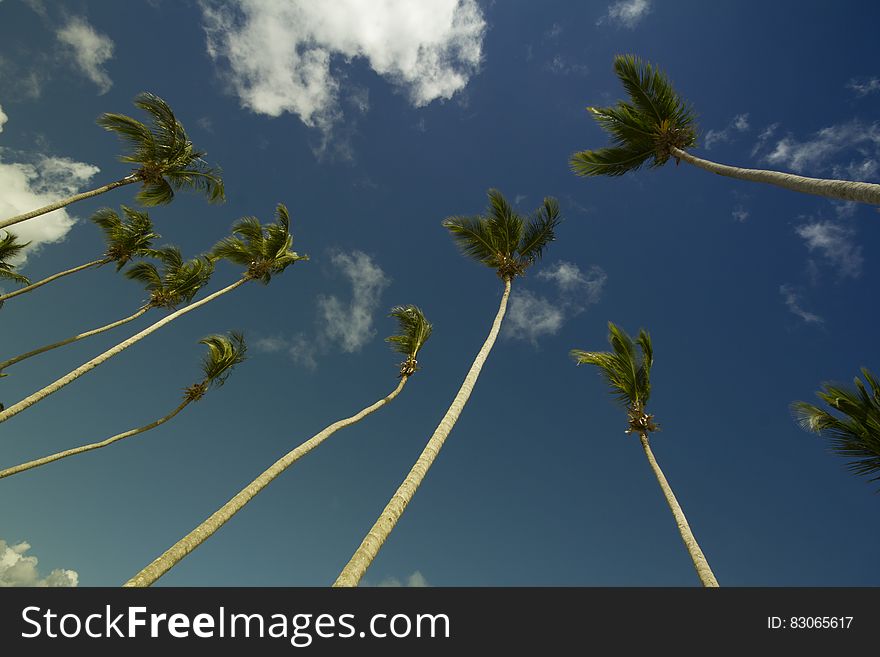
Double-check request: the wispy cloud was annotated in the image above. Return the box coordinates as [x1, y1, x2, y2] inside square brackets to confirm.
[779, 284, 823, 325]
[702, 113, 750, 150]
[199, 0, 486, 158]
[0, 103, 6, 133]
[795, 220, 863, 279]
[732, 206, 749, 222]
[0, 539, 78, 587]
[56, 17, 115, 94]
[597, 0, 652, 28]
[545, 55, 589, 76]
[376, 571, 430, 587]
[847, 77, 880, 98]
[763, 120, 880, 176]
[750, 122, 780, 157]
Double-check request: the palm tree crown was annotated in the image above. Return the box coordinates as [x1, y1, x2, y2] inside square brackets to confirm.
[210, 203, 308, 282]
[0, 232, 30, 287]
[92, 206, 160, 270]
[792, 368, 880, 488]
[97, 92, 225, 206]
[125, 246, 214, 309]
[570, 54, 697, 177]
[571, 321, 658, 434]
[186, 332, 248, 401]
[386, 305, 433, 377]
[443, 189, 560, 280]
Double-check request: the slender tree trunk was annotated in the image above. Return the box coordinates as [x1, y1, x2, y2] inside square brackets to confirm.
[0, 277, 248, 425]
[0, 176, 139, 231]
[670, 146, 880, 206]
[123, 377, 410, 587]
[0, 398, 191, 480]
[638, 432, 719, 588]
[0, 257, 112, 304]
[333, 278, 513, 587]
[0, 304, 151, 373]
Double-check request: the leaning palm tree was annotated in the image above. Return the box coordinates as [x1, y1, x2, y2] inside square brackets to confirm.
[0, 231, 30, 293]
[124, 305, 432, 587]
[0, 246, 212, 374]
[792, 367, 880, 489]
[571, 322, 720, 587]
[0, 204, 306, 425]
[0, 206, 159, 306]
[0, 332, 246, 480]
[333, 189, 560, 587]
[570, 54, 880, 206]
[0, 92, 225, 231]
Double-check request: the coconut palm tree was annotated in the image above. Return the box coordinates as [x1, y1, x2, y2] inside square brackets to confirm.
[792, 367, 880, 489]
[0, 92, 225, 231]
[0, 232, 30, 293]
[333, 189, 560, 587]
[0, 246, 212, 374]
[571, 322, 719, 587]
[124, 305, 432, 587]
[0, 332, 246, 480]
[570, 55, 880, 206]
[0, 206, 159, 306]
[0, 204, 306, 425]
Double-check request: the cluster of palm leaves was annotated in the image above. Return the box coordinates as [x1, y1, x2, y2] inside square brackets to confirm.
[2, 54, 877, 590]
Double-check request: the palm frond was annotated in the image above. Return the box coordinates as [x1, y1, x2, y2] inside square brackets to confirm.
[518, 196, 561, 265]
[199, 331, 247, 389]
[94, 206, 159, 269]
[0, 232, 31, 286]
[124, 261, 162, 288]
[570, 143, 656, 177]
[386, 305, 433, 359]
[136, 178, 176, 206]
[442, 214, 502, 268]
[486, 188, 523, 256]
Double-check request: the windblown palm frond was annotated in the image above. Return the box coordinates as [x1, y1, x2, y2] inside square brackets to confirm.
[210, 203, 307, 284]
[91, 206, 160, 270]
[97, 92, 225, 206]
[518, 197, 561, 265]
[198, 331, 247, 389]
[0, 232, 31, 286]
[792, 368, 880, 487]
[570, 54, 697, 177]
[386, 305, 433, 376]
[125, 246, 214, 308]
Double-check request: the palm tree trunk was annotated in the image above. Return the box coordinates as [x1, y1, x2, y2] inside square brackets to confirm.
[0, 176, 139, 231]
[123, 377, 409, 587]
[638, 432, 719, 587]
[333, 278, 513, 587]
[0, 277, 248, 425]
[0, 304, 151, 373]
[670, 146, 880, 206]
[0, 257, 112, 304]
[0, 398, 191, 480]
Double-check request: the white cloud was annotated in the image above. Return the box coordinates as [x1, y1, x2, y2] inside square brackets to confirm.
[750, 122, 780, 157]
[0, 149, 101, 266]
[254, 336, 287, 353]
[703, 113, 750, 150]
[377, 570, 430, 587]
[505, 289, 566, 344]
[196, 116, 214, 133]
[795, 221, 863, 279]
[598, 0, 652, 28]
[764, 120, 880, 174]
[0, 539, 78, 587]
[545, 54, 589, 76]
[732, 206, 749, 222]
[779, 284, 823, 325]
[0, 103, 7, 133]
[199, 0, 485, 154]
[538, 261, 606, 304]
[56, 17, 115, 94]
[287, 332, 318, 371]
[318, 250, 390, 353]
[847, 77, 880, 97]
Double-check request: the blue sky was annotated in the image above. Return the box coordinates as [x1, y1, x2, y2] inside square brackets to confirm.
[1, 0, 879, 587]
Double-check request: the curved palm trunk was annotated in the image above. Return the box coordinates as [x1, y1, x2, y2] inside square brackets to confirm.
[0, 398, 191, 480]
[123, 377, 409, 587]
[0, 304, 151, 373]
[638, 432, 719, 587]
[0, 176, 139, 231]
[0, 257, 112, 305]
[670, 146, 880, 206]
[0, 277, 248, 426]
[333, 278, 512, 587]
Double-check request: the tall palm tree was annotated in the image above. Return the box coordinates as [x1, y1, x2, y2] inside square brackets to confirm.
[571, 322, 720, 587]
[0, 206, 159, 306]
[0, 92, 225, 231]
[333, 189, 560, 587]
[0, 204, 306, 425]
[792, 367, 880, 489]
[0, 232, 31, 294]
[0, 246, 212, 374]
[124, 305, 432, 587]
[0, 332, 246, 480]
[570, 55, 880, 206]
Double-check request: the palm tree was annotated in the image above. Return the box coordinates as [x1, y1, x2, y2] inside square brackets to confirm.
[0, 232, 31, 295]
[0, 333, 246, 480]
[570, 55, 880, 206]
[333, 189, 560, 587]
[571, 322, 720, 587]
[0, 246, 213, 374]
[123, 305, 432, 587]
[0, 204, 306, 425]
[792, 368, 880, 489]
[0, 206, 159, 306]
[0, 92, 225, 231]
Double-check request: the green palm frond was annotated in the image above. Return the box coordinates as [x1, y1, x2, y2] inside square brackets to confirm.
[518, 196, 561, 265]
[92, 206, 160, 269]
[199, 331, 247, 389]
[97, 92, 225, 206]
[570, 54, 697, 177]
[0, 231, 31, 286]
[442, 214, 502, 268]
[792, 368, 880, 486]
[125, 246, 213, 307]
[386, 305, 433, 376]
